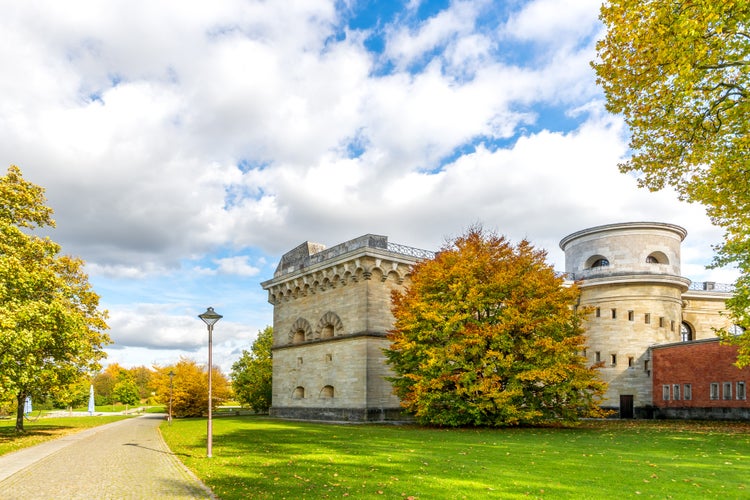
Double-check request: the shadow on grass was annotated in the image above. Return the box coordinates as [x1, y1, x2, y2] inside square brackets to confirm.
[163, 417, 750, 499]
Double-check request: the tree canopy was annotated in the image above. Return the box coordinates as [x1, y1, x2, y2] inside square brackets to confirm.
[231, 326, 273, 413]
[593, 1, 750, 361]
[385, 227, 607, 427]
[152, 358, 232, 418]
[0, 165, 110, 431]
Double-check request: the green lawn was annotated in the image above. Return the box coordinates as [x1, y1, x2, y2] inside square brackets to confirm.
[160, 417, 750, 499]
[0, 415, 131, 456]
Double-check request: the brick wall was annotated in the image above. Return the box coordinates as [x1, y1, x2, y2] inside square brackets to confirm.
[652, 338, 750, 410]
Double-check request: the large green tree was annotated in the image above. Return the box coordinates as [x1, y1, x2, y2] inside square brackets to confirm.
[0, 165, 110, 431]
[231, 326, 273, 413]
[593, 1, 750, 361]
[385, 227, 607, 427]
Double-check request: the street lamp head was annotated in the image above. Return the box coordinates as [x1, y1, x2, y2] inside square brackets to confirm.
[168, 370, 175, 378]
[198, 307, 223, 326]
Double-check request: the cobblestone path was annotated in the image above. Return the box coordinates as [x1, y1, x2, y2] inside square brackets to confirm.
[0, 414, 213, 499]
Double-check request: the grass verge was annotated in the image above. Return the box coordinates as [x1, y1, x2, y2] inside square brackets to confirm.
[0, 415, 131, 456]
[161, 417, 750, 499]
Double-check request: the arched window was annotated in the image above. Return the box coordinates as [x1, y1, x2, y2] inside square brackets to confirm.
[293, 387, 305, 399]
[680, 322, 693, 342]
[289, 317, 312, 344]
[591, 258, 609, 268]
[729, 324, 746, 336]
[293, 330, 306, 343]
[315, 311, 344, 339]
[646, 251, 668, 264]
[320, 385, 334, 398]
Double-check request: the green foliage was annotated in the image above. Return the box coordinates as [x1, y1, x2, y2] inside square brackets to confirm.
[152, 358, 232, 417]
[386, 226, 607, 426]
[594, 1, 750, 361]
[113, 379, 140, 407]
[0, 166, 110, 431]
[231, 326, 273, 413]
[51, 375, 90, 409]
[161, 418, 750, 499]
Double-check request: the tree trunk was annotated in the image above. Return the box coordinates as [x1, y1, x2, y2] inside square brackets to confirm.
[15, 392, 26, 432]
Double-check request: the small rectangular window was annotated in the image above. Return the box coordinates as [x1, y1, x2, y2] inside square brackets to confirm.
[723, 382, 732, 400]
[644, 359, 650, 374]
[662, 385, 670, 401]
[659, 317, 665, 328]
[595, 307, 601, 318]
[595, 351, 601, 363]
[628, 310, 634, 321]
[673, 384, 680, 400]
[670, 320, 675, 332]
[710, 382, 719, 400]
[645, 313, 651, 325]
[628, 356, 634, 367]
[737, 382, 746, 400]
[610, 354, 617, 366]
[611, 308, 617, 319]
[684, 384, 692, 400]
[325, 353, 332, 362]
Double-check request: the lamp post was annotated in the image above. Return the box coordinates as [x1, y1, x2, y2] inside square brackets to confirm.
[198, 306, 222, 458]
[168, 370, 175, 425]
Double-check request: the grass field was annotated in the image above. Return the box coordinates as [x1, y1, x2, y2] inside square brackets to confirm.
[0, 415, 131, 456]
[160, 417, 750, 499]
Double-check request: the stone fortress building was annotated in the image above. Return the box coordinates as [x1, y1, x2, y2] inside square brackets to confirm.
[262, 222, 743, 421]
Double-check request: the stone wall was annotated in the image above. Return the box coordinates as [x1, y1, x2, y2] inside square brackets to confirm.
[261, 235, 421, 420]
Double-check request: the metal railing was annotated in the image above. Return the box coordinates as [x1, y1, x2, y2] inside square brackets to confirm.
[387, 242, 435, 260]
[687, 281, 735, 293]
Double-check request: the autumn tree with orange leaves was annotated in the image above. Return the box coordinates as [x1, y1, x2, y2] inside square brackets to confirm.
[386, 227, 607, 427]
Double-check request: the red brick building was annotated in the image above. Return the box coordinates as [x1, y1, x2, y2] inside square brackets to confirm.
[651, 338, 750, 419]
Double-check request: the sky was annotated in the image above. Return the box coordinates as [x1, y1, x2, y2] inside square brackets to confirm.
[1, 0, 739, 374]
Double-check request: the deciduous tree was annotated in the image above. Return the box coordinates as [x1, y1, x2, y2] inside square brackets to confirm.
[231, 326, 273, 413]
[152, 358, 231, 418]
[113, 379, 140, 409]
[0, 166, 110, 431]
[385, 227, 607, 426]
[593, 1, 750, 361]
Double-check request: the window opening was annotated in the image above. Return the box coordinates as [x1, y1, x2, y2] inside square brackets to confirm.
[321, 324, 334, 339]
[673, 384, 680, 400]
[293, 386, 305, 399]
[610, 354, 617, 366]
[293, 330, 306, 343]
[684, 384, 692, 400]
[591, 258, 610, 268]
[710, 383, 719, 400]
[645, 313, 651, 324]
[662, 385, 670, 400]
[628, 356, 634, 368]
[681, 322, 693, 342]
[628, 310, 634, 321]
[611, 309, 617, 319]
[723, 382, 732, 400]
[320, 385, 334, 398]
[730, 324, 746, 336]
[737, 382, 747, 400]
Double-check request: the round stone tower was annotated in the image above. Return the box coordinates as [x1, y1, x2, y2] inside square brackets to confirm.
[560, 222, 690, 416]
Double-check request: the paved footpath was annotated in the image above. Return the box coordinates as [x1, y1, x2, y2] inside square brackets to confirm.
[0, 414, 214, 499]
